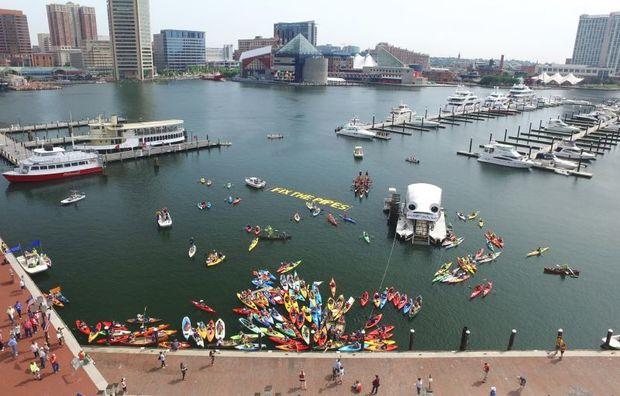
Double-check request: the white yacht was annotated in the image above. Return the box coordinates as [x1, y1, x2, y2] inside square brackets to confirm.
[544, 119, 581, 134]
[335, 118, 376, 140]
[483, 87, 509, 108]
[75, 116, 186, 153]
[408, 116, 440, 128]
[508, 79, 535, 102]
[553, 140, 596, 160]
[386, 103, 416, 124]
[477, 141, 534, 168]
[245, 177, 266, 189]
[16, 249, 52, 275]
[534, 152, 578, 170]
[446, 86, 479, 110]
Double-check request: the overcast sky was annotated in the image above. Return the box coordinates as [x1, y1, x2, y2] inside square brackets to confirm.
[5, 0, 619, 62]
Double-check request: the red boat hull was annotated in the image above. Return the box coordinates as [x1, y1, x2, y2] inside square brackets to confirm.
[3, 166, 103, 183]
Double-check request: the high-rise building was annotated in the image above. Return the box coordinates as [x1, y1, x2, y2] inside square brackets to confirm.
[107, 0, 153, 80]
[223, 44, 234, 61]
[37, 33, 51, 52]
[235, 36, 277, 60]
[274, 21, 317, 46]
[47, 3, 97, 48]
[0, 9, 32, 64]
[153, 30, 205, 72]
[572, 12, 620, 73]
[82, 39, 113, 74]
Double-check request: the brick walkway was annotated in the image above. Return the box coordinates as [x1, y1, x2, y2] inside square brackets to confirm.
[0, 249, 100, 396]
[89, 348, 620, 395]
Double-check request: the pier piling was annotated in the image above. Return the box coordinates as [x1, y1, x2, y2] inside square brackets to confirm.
[372, 116, 375, 128]
[503, 130, 507, 141]
[409, 329, 415, 351]
[529, 122, 532, 133]
[604, 329, 613, 348]
[577, 151, 583, 172]
[459, 327, 470, 351]
[468, 138, 473, 153]
[507, 329, 517, 350]
[258, 332, 263, 351]
[488, 133, 493, 144]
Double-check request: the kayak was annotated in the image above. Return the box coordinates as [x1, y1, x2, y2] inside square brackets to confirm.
[312, 207, 321, 217]
[526, 247, 550, 257]
[397, 293, 408, 310]
[230, 333, 259, 341]
[543, 266, 580, 277]
[379, 291, 388, 309]
[601, 335, 620, 350]
[482, 282, 493, 297]
[360, 291, 369, 307]
[88, 330, 103, 344]
[226, 196, 233, 204]
[205, 320, 216, 343]
[362, 231, 371, 244]
[182, 316, 192, 340]
[327, 213, 338, 226]
[277, 260, 302, 274]
[196, 321, 208, 339]
[232, 198, 242, 205]
[126, 317, 162, 325]
[329, 278, 336, 297]
[191, 300, 216, 313]
[456, 212, 467, 221]
[470, 284, 485, 299]
[301, 326, 311, 345]
[305, 202, 314, 210]
[372, 291, 381, 308]
[468, 211, 479, 220]
[189, 244, 197, 258]
[434, 262, 452, 277]
[365, 314, 382, 329]
[293, 212, 301, 222]
[367, 325, 395, 338]
[476, 252, 502, 264]
[248, 238, 259, 252]
[443, 237, 464, 249]
[235, 343, 264, 351]
[206, 254, 225, 267]
[478, 219, 484, 228]
[76, 320, 91, 335]
[225, 182, 232, 189]
[232, 307, 255, 316]
[206, 180, 213, 186]
[159, 341, 191, 349]
[200, 177, 206, 184]
[239, 318, 262, 334]
[339, 214, 357, 224]
[339, 343, 363, 352]
[408, 296, 423, 318]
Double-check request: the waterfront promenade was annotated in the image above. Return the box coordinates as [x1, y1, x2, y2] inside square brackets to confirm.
[0, 238, 104, 395]
[88, 347, 620, 395]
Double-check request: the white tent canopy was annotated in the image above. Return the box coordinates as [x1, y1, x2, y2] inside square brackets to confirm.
[352, 53, 377, 70]
[532, 72, 583, 85]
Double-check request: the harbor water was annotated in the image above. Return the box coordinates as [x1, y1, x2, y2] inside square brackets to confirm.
[0, 81, 619, 351]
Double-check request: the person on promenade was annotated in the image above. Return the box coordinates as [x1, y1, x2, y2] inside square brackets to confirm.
[416, 377, 423, 395]
[489, 386, 497, 396]
[56, 327, 64, 347]
[209, 349, 215, 365]
[0, 331, 4, 352]
[50, 353, 59, 373]
[30, 361, 41, 380]
[9, 267, 14, 283]
[19, 275, 25, 291]
[351, 380, 362, 393]
[158, 351, 167, 368]
[332, 358, 342, 380]
[7, 305, 15, 323]
[13, 321, 21, 340]
[482, 362, 490, 383]
[553, 335, 563, 356]
[24, 319, 32, 338]
[560, 341, 567, 360]
[299, 370, 306, 390]
[31, 315, 38, 334]
[370, 375, 380, 395]
[120, 377, 127, 394]
[39, 348, 47, 369]
[7, 335, 17, 357]
[30, 340, 39, 358]
[518, 375, 527, 387]
[428, 374, 433, 391]
[14, 301, 22, 318]
[180, 362, 188, 380]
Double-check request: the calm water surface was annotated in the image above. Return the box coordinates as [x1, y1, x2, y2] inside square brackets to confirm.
[0, 81, 619, 350]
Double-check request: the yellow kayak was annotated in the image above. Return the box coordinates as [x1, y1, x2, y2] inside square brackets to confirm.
[526, 247, 549, 257]
[206, 254, 225, 266]
[199, 177, 206, 184]
[468, 211, 479, 220]
[478, 219, 484, 228]
[196, 322, 208, 340]
[248, 238, 259, 252]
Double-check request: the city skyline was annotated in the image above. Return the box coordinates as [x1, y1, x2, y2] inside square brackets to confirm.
[2, 0, 618, 62]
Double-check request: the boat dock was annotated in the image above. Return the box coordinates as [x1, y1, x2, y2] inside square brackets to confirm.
[0, 116, 124, 134]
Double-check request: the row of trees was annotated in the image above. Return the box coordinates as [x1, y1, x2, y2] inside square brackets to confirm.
[479, 73, 518, 86]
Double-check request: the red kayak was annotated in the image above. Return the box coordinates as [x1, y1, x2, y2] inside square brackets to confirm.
[96, 335, 129, 345]
[360, 291, 369, 307]
[397, 293, 408, 310]
[192, 300, 216, 313]
[482, 281, 493, 297]
[329, 278, 336, 297]
[327, 213, 338, 226]
[470, 284, 485, 299]
[75, 320, 91, 335]
[386, 287, 395, 302]
[368, 325, 395, 338]
[232, 198, 242, 205]
[232, 307, 255, 316]
[392, 291, 401, 308]
[365, 314, 383, 329]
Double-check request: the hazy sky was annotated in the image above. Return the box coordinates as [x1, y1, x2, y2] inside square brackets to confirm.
[5, 0, 619, 62]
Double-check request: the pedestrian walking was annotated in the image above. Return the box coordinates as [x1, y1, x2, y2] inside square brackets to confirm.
[30, 361, 41, 380]
[489, 386, 497, 396]
[336, 365, 344, 384]
[7, 335, 18, 357]
[30, 340, 39, 358]
[518, 375, 527, 387]
[39, 348, 47, 369]
[370, 375, 380, 395]
[50, 353, 59, 373]
[19, 275, 25, 291]
[31, 316, 38, 334]
[9, 267, 14, 283]
[560, 341, 567, 360]
[482, 362, 490, 382]
[158, 351, 166, 368]
[428, 374, 433, 391]
[209, 349, 215, 365]
[56, 327, 64, 346]
[120, 377, 127, 394]
[180, 362, 188, 380]
[299, 370, 306, 390]
[7, 305, 15, 323]
[13, 322, 21, 340]
[24, 319, 32, 338]
[332, 358, 342, 380]
[553, 335, 563, 356]
[14, 301, 22, 318]
[416, 377, 424, 395]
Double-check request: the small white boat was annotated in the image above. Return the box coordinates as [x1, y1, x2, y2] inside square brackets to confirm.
[245, 177, 266, 189]
[353, 146, 364, 159]
[335, 118, 376, 140]
[544, 119, 580, 134]
[189, 244, 197, 258]
[534, 152, 578, 170]
[602, 335, 620, 350]
[60, 191, 86, 205]
[478, 141, 534, 169]
[157, 208, 172, 228]
[553, 140, 596, 160]
[16, 249, 51, 275]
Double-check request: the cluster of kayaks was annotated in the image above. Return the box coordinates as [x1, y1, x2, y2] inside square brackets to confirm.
[469, 281, 493, 299]
[76, 316, 174, 347]
[352, 171, 372, 198]
[304, 202, 322, 217]
[484, 231, 505, 249]
[44, 286, 69, 308]
[361, 287, 423, 320]
[181, 316, 226, 348]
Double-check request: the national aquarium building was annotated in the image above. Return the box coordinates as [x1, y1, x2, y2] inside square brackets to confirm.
[272, 34, 327, 84]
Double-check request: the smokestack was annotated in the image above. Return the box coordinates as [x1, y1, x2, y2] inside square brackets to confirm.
[499, 54, 504, 72]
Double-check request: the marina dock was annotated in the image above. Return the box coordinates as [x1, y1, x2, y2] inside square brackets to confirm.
[0, 116, 124, 134]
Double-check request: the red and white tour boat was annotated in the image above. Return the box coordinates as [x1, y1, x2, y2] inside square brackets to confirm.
[3, 146, 104, 183]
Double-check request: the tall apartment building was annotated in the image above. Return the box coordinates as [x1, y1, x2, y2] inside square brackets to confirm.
[572, 12, 620, 72]
[0, 9, 32, 65]
[274, 21, 317, 46]
[234, 36, 277, 60]
[37, 33, 51, 52]
[107, 0, 153, 80]
[153, 30, 205, 72]
[82, 39, 113, 74]
[46, 2, 97, 48]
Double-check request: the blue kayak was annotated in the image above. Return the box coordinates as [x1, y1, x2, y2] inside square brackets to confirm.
[339, 214, 357, 224]
[339, 343, 362, 352]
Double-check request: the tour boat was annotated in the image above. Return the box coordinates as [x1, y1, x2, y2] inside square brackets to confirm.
[544, 119, 581, 134]
[553, 140, 596, 160]
[16, 249, 52, 275]
[477, 142, 534, 168]
[446, 86, 480, 110]
[353, 146, 364, 159]
[385, 103, 416, 124]
[74, 116, 185, 153]
[60, 191, 86, 205]
[156, 208, 172, 228]
[335, 118, 376, 140]
[533, 152, 578, 170]
[3, 146, 104, 183]
[245, 177, 266, 189]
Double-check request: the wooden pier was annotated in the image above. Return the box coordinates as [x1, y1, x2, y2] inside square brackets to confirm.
[0, 116, 124, 134]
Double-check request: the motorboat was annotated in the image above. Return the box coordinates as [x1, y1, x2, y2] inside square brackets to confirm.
[335, 118, 376, 140]
[563, 98, 592, 106]
[544, 119, 581, 134]
[553, 140, 596, 160]
[507, 79, 535, 101]
[533, 152, 578, 170]
[408, 116, 440, 128]
[60, 190, 86, 205]
[483, 87, 509, 108]
[156, 208, 172, 228]
[477, 141, 534, 168]
[245, 177, 266, 189]
[353, 146, 364, 159]
[446, 86, 479, 110]
[16, 249, 52, 275]
[386, 103, 416, 124]
[572, 113, 598, 123]
[3, 146, 104, 183]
